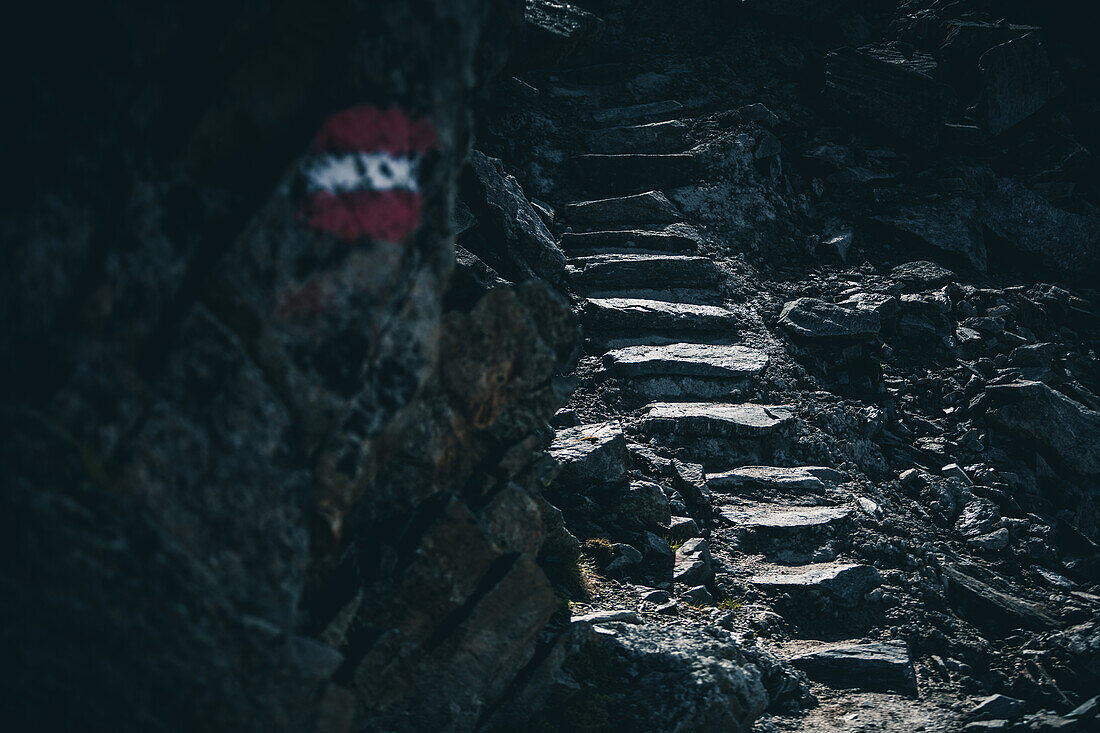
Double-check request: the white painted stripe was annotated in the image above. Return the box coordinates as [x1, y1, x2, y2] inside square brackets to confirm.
[302, 152, 420, 194]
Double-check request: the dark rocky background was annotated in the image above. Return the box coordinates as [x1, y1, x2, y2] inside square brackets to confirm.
[2, 1, 1097, 731]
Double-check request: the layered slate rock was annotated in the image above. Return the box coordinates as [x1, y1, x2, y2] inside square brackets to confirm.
[640, 402, 795, 439]
[720, 504, 853, 532]
[750, 563, 883, 605]
[943, 564, 1056, 631]
[603, 343, 768, 398]
[708, 466, 845, 495]
[985, 380, 1100, 475]
[582, 99, 683, 127]
[571, 154, 695, 195]
[790, 641, 917, 695]
[582, 298, 739, 334]
[568, 254, 722, 293]
[559, 224, 699, 253]
[824, 44, 955, 148]
[778, 297, 881, 341]
[549, 420, 629, 487]
[462, 150, 567, 282]
[585, 119, 690, 154]
[563, 190, 681, 227]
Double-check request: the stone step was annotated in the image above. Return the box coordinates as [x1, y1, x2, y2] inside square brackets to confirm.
[604, 343, 768, 380]
[707, 466, 846, 496]
[581, 298, 740, 336]
[582, 99, 684, 127]
[601, 343, 767, 398]
[570, 154, 695, 196]
[749, 562, 882, 606]
[562, 191, 682, 227]
[548, 62, 647, 86]
[568, 254, 722, 293]
[639, 402, 795, 440]
[559, 224, 698, 253]
[585, 119, 689, 154]
[719, 503, 853, 532]
[789, 641, 917, 695]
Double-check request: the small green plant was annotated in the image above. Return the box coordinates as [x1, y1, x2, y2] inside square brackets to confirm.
[717, 597, 744, 612]
[662, 533, 684, 552]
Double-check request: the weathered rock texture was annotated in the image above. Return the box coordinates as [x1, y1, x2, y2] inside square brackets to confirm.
[2, 1, 581, 731]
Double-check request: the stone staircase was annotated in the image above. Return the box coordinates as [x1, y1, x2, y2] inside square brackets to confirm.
[545, 72, 917, 712]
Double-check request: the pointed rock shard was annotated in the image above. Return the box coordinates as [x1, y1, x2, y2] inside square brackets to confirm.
[750, 562, 882, 605]
[640, 402, 795, 439]
[563, 191, 682, 227]
[790, 641, 917, 695]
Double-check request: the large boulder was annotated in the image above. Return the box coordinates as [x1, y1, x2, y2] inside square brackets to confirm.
[985, 380, 1100, 475]
[824, 44, 955, 148]
[778, 297, 881, 342]
[523, 621, 774, 732]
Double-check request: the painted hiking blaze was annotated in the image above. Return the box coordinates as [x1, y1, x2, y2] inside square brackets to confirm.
[301, 105, 437, 241]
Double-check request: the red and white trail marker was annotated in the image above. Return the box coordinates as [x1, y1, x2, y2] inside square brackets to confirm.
[300, 105, 437, 241]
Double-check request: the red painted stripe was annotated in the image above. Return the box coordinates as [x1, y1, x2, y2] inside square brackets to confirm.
[304, 189, 423, 241]
[312, 105, 437, 155]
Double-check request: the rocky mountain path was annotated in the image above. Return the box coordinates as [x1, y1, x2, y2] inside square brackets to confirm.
[537, 61, 959, 729]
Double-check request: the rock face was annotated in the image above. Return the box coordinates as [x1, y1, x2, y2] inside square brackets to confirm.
[1, 2, 580, 731]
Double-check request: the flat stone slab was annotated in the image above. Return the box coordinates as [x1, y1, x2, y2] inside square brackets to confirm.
[563, 191, 682, 227]
[560, 224, 698, 253]
[604, 343, 767, 379]
[582, 298, 739, 334]
[583, 99, 683, 127]
[750, 562, 882, 605]
[707, 465, 845, 494]
[640, 402, 795, 439]
[790, 641, 917, 695]
[586, 119, 689, 154]
[568, 254, 721, 292]
[549, 421, 629, 488]
[720, 503, 853, 530]
[571, 154, 695, 195]
[778, 297, 881, 341]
